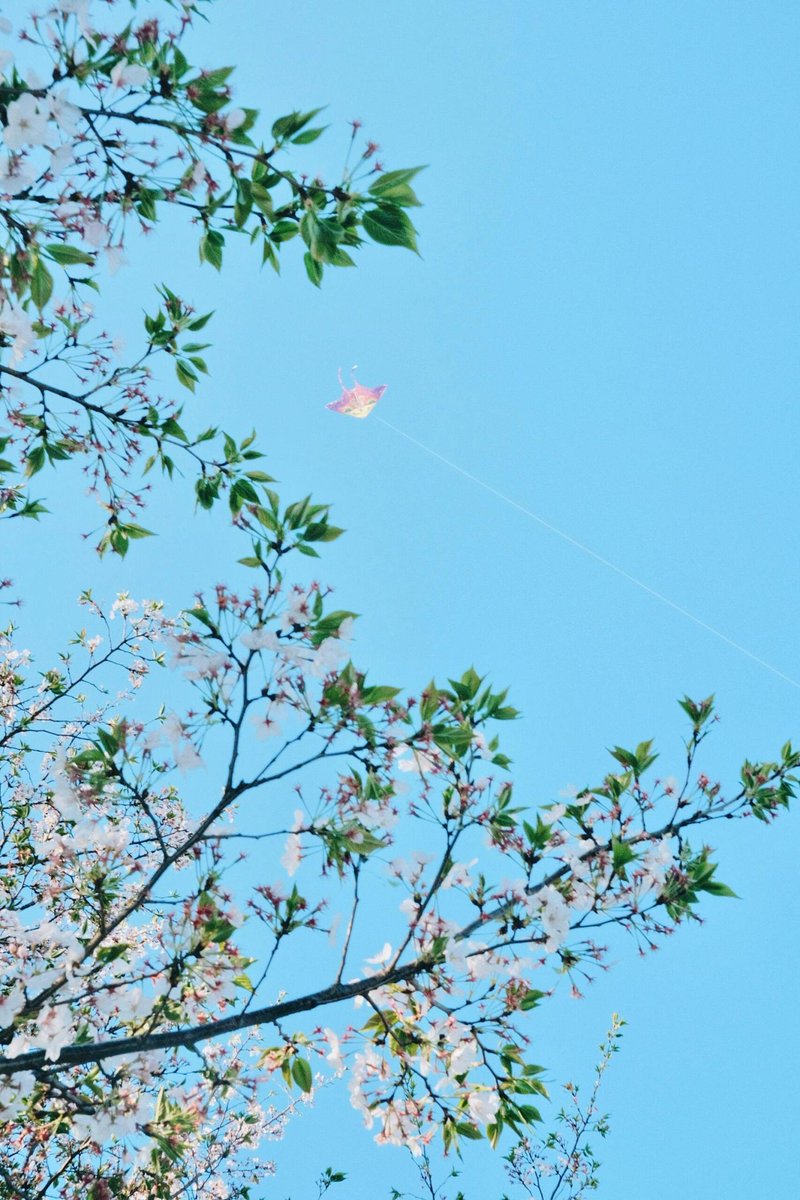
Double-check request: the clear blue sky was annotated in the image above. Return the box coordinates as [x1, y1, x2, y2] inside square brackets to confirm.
[6, 0, 800, 1195]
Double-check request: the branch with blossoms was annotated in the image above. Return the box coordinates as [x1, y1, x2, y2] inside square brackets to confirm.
[502, 1014, 624, 1200]
[391, 1016, 626, 1200]
[0, 0, 423, 539]
[0, 496, 796, 1200]
[389, 1017, 624, 1200]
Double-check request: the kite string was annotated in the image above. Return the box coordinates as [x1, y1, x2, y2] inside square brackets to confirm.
[374, 415, 800, 691]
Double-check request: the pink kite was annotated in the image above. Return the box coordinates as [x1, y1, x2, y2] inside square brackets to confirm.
[326, 374, 387, 419]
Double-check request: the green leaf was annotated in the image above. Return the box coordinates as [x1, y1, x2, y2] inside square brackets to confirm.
[301, 212, 344, 263]
[368, 166, 426, 194]
[700, 879, 739, 899]
[121, 523, 154, 540]
[304, 521, 344, 542]
[367, 168, 425, 207]
[137, 188, 160, 222]
[187, 66, 235, 90]
[44, 243, 95, 266]
[292, 126, 328, 145]
[455, 1121, 484, 1140]
[291, 1056, 313, 1093]
[331, 247, 356, 267]
[175, 359, 199, 391]
[96, 944, 132, 964]
[188, 606, 216, 631]
[25, 446, 46, 477]
[30, 261, 54, 309]
[304, 252, 323, 287]
[250, 181, 274, 219]
[195, 477, 219, 510]
[269, 219, 299, 243]
[199, 229, 224, 270]
[611, 836, 636, 877]
[161, 417, 189, 443]
[204, 917, 236, 944]
[362, 205, 419, 252]
[229, 478, 259, 511]
[109, 528, 129, 557]
[272, 107, 325, 141]
[523, 818, 551, 852]
[360, 685, 401, 705]
[234, 179, 253, 227]
[187, 311, 214, 332]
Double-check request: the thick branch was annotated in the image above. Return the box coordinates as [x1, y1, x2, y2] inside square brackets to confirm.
[0, 956, 428, 1077]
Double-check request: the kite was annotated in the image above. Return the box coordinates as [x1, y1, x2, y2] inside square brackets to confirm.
[326, 373, 387, 419]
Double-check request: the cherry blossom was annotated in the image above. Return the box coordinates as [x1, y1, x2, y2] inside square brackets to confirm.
[2, 93, 49, 150]
[110, 60, 151, 89]
[0, 304, 35, 363]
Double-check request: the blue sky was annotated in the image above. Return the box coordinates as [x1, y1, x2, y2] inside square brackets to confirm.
[6, 0, 800, 1195]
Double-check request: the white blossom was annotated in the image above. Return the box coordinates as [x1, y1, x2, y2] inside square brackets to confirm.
[323, 1027, 345, 1074]
[48, 89, 80, 135]
[49, 142, 75, 175]
[83, 218, 109, 248]
[110, 61, 150, 90]
[467, 1089, 500, 1126]
[224, 108, 246, 131]
[104, 244, 127, 274]
[0, 153, 35, 196]
[3, 94, 48, 150]
[281, 816, 303, 876]
[0, 303, 35, 363]
[530, 884, 570, 952]
[442, 859, 477, 889]
[0, 981, 25, 1025]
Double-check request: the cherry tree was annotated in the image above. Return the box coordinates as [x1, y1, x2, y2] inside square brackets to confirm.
[0, 0, 421, 549]
[0, 4, 797, 1200]
[1, 508, 796, 1197]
